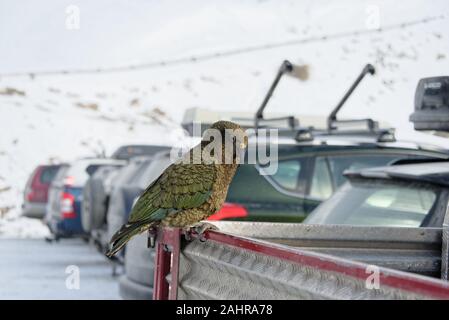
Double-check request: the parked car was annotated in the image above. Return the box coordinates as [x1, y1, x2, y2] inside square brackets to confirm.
[81, 165, 125, 233]
[304, 160, 449, 227]
[45, 158, 124, 239]
[81, 145, 171, 244]
[90, 156, 154, 254]
[115, 153, 172, 297]
[22, 164, 67, 219]
[226, 135, 449, 223]
[107, 154, 171, 249]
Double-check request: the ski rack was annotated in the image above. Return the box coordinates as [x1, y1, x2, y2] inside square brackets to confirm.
[254, 60, 300, 132]
[327, 63, 376, 132]
[253, 61, 394, 143]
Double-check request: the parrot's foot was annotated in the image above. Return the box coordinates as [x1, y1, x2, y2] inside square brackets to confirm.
[186, 222, 219, 242]
[147, 227, 157, 248]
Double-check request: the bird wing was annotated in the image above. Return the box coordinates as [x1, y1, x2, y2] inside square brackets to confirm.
[127, 163, 216, 223]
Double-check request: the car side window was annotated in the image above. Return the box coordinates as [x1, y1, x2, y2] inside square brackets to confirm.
[310, 157, 333, 200]
[270, 160, 302, 191]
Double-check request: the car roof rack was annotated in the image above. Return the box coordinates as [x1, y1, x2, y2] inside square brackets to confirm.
[326, 64, 376, 132]
[183, 61, 394, 144]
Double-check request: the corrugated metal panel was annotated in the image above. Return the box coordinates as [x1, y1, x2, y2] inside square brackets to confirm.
[177, 239, 427, 299]
[154, 226, 449, 300]
[441, 205, 449, 280]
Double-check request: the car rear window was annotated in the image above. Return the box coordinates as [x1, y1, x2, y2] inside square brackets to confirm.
[66, 161, 117, 186]
[40, 166, 61, 184]
[326, 154, 401, 187]
[305, 179, 439, 227]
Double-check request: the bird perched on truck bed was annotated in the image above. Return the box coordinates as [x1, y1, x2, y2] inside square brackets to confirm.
[106, 120, 248, 257]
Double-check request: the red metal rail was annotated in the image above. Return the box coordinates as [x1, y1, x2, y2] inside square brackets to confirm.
[153, 227, 449, 300]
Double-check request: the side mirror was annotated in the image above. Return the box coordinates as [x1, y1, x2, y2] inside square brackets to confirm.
[410, 76, 449, 131]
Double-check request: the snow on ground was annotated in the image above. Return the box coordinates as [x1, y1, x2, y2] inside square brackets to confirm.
[0, 216, 50, 239]
[0, 239, 120, 299]
[1, 0, 449, 237]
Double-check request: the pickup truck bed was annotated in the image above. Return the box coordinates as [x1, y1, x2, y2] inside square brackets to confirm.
[153, 221, 449, 300]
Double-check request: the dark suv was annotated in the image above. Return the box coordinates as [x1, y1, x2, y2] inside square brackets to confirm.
[226, 136, 449, 222]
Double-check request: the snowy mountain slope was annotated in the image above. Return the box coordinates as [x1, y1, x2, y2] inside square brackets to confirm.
[1, 0, 449, 237]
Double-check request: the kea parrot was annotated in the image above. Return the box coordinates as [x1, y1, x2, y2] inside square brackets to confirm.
[106, 120, 248, 257]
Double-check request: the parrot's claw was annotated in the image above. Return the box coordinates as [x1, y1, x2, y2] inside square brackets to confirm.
[193, 222, 219, 242]
[184, 232, 192, 241]
[194, 221, 218, 234]
[183, 222, 218, 242]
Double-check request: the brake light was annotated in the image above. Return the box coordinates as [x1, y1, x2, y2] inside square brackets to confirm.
[61, 192, 76, 219]
[26, 189, 46, 202]
[207, 203, 248, 221]
[26, 190, 35, 201]
[63, 176, 75, 186]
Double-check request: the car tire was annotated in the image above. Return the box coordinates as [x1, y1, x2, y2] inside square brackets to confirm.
[81, 178, 107, 232]
[119, 275, 153, 300]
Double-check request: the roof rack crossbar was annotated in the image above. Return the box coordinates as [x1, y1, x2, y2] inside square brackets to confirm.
[256, 116, 298, 128]
[329, 118, 377, 131]
[327, 63, 376, 131]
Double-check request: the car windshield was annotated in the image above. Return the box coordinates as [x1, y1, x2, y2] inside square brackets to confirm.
[304, 178, 439, 227]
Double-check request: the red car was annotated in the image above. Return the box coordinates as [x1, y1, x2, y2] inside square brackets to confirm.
[22, 164, 67, 219]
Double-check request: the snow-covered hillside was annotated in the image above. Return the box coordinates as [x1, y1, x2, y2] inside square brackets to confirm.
[1, 0, 449, 237]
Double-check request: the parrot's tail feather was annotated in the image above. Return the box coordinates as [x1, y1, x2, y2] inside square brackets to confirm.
[106, 221, 153, 258]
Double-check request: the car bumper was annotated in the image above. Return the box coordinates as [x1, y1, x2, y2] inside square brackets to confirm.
[22, 202, 46, 219]
[119, 275, 153, 300]
[46, 216, 85, 238]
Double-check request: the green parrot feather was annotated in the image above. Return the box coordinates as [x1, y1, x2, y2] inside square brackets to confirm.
[106, 163, 216, 257]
